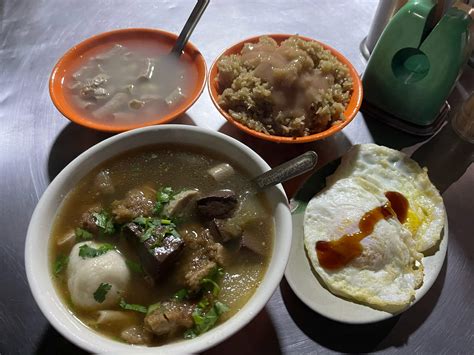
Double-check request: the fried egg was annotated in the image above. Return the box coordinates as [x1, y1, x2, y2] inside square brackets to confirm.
[327, 144, 445, 252]
[304, 176, 424, 312]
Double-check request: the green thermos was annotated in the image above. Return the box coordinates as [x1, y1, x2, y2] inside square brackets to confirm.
[362, 0, 473, 134]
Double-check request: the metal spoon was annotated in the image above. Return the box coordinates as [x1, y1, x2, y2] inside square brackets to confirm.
[170, 0, 210, 56]
[201, 152, 318, 214]
[251, 151, 318, 192]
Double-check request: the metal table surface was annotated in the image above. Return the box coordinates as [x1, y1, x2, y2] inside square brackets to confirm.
[1, 0, 473, 354]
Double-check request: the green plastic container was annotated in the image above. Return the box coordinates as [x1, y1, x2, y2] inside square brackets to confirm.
[363, 0, 473, 126]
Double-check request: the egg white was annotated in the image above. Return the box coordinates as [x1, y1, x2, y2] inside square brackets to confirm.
[304, 177, 424, 312]
[327, 144, 445, 252]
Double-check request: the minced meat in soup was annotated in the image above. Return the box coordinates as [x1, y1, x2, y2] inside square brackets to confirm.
[50, 145, 274, 346]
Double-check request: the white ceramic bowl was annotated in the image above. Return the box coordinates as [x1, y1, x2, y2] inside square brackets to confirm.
[25, 125, 292, 354]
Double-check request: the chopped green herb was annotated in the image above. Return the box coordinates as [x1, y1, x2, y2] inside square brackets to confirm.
[183, 266, 227, 338]
[173, 288, 189, 301]
[78, 243, 114, 259]
[119, 298, 148, 314]
[201, 278, 221, 297]
[93, 283, 111, 303]
[168, 228, 181, 240]
[133, 216, 150, 226]
[155, 186, 174, 215]
[132, 216, 180, 249]
[200, 266, 224, 296]
[197, 298, 210, 309]
[75, 227, 93, 241]
[184, 301, 229, 339]
[140, 227, 156, 243]
[125, 259, 143, 274]
[133, 216, 176, 229]
[53, 254, 69, 276]
[147, 302, 161, 315]
[148, 240, 165, 250]
[184, 328, 196, 339]
[214, 301, 229, 314]
[92, 211, 115, 235]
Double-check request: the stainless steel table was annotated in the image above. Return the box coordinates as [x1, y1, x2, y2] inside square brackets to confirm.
[1, 1, 473, 354]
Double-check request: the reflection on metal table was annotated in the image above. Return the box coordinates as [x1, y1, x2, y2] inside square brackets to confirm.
[0, 0, 472, 354]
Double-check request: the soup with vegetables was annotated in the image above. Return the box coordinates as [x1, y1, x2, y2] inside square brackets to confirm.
[66, 42, 197, 125]
[50, 145, 274, 346]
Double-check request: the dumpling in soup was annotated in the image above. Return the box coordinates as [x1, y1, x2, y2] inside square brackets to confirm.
[67, 241, 131, 310]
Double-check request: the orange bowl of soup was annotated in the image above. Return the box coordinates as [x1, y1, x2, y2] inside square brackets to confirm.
[208, 34, 363, 143]
[50, 28, 207, 132]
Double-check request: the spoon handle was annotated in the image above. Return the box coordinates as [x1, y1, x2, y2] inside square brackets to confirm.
[171, 0, 210, 56]
[252, 151, 318, 191]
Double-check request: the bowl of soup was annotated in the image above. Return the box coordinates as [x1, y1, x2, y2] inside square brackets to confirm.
[25, 125, 291, 353]
[50, 29, 207, 132]
[208, 34, 363, 143]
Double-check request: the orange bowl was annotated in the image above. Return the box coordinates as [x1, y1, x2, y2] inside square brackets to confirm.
[50, 28, 207, 132]
[208, 34, 363, 143]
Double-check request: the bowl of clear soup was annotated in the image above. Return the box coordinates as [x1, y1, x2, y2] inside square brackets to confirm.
[49, 28, 207, 132]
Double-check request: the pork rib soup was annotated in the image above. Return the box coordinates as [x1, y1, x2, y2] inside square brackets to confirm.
[50, 145, 274, 346]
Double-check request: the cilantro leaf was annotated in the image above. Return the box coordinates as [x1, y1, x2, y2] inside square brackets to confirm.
[173, 288, 189, 301]
[147, 302, 162, 315]
[93, 283, 111, 303]
[184, 301, 229, 339]
[154, 186, 174, 215]
[125, 259, 143, 274]
[78, 243, 115, 259]
[53, 254, 69, 276]
[75, 227, 93, 241]
[197, 297, 210, 310]
[140, 226, 156, 243]
[132, 216, 151, 226]
[201, 278, 221, 297]
[184, 328, 197, 339]
[200, 266, 224, 296]
[183, 266, 227, 339]
[214, 301, 229, 314]
[132, 216, 180, 249]
[92, 211, 115, 235]
[119, 298, 148, 313]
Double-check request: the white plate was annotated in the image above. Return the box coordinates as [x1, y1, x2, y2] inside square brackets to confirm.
[284, 160, 448, 324]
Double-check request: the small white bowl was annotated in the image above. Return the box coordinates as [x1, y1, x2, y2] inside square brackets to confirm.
[25, 125, 292, 354]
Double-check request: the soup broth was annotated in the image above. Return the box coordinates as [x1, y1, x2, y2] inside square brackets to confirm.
[50, 145, 274, 346]
[65, 40, 198, 126]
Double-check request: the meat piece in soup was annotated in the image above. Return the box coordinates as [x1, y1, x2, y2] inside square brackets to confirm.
[49, 145, 274, 346]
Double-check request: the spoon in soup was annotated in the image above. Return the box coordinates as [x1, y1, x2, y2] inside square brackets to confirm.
[251, 151, 318, 192]
[196, 151, 318, 219]
[170, 0, 210, 57]
[197, 153, 317, 255]
[155, 0, 209, 100]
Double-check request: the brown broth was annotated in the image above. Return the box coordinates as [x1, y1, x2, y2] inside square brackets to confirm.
[49, 144, 274, 346]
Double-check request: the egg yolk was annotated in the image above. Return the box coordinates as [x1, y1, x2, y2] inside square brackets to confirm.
[404, 209, 421, 236]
